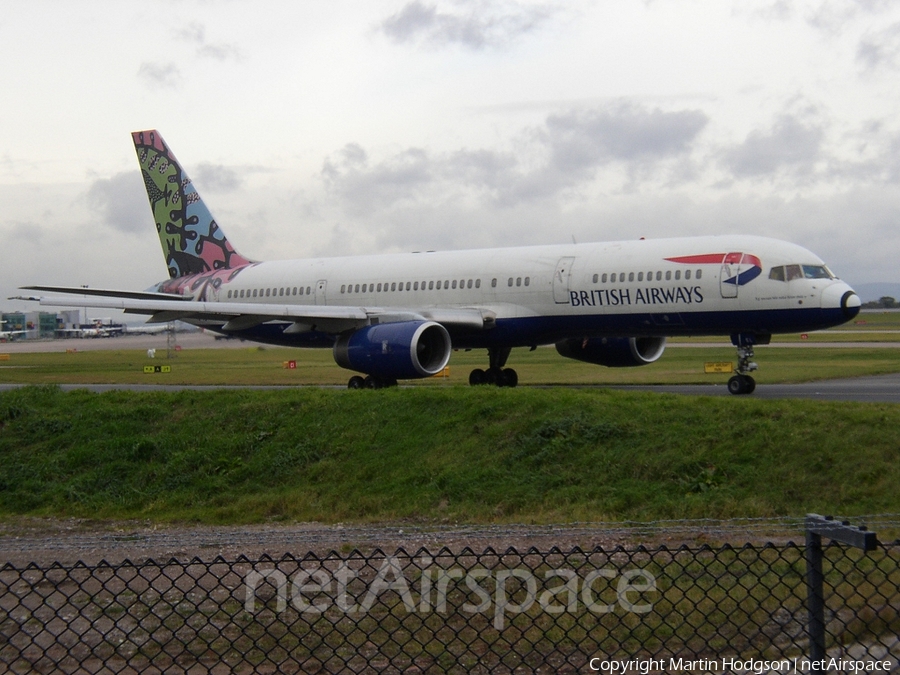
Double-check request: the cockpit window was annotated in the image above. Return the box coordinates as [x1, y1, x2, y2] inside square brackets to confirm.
[769, 264, 836, 282]
[802, 265, 833, 279]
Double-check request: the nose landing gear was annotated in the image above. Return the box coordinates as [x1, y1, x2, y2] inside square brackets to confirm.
[727, 333, 769, 395]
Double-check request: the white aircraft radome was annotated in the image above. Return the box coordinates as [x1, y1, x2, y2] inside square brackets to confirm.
[17, 130, 861, 394]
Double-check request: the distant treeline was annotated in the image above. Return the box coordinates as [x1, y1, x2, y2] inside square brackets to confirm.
[861, 296, 899, 309]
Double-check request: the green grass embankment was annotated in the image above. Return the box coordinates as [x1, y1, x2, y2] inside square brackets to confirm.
[2, 386, 898, 525]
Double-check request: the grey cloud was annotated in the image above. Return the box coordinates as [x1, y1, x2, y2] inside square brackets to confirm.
[137, 62, 181, 88]
[322, 103, 709, 213]
[194, 164, 243, 193]
[857, 22, 900, 69]
[380, 0, 557, 49]
[176, 21, 242, 61]
[86, 171, 151, 233]
[721, 115, 824, 178]
[542, 105, 709, 174]
[322, 143, 434, 213]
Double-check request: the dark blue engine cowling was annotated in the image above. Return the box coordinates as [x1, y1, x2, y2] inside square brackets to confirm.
[333, 321, 452, 379]
[555, 336, 666, 367]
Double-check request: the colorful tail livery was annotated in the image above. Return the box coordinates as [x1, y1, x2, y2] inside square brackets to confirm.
[132, 130, 252, 279]
[666, 253, 763, 286]
[18, 130, 862, 395]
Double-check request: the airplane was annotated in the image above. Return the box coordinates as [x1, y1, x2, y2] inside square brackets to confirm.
[0, 329, 27, 341]
[16, 129, 861, 394]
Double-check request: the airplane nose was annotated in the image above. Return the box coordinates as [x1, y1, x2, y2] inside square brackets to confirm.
[822, 283, 861, 319]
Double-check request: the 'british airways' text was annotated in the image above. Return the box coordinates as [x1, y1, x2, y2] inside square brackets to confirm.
[569, 286, 704, 307]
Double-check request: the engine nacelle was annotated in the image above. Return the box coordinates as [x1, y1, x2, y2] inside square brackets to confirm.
[333, 321, 452, 379]
[555, 336, 666, 368]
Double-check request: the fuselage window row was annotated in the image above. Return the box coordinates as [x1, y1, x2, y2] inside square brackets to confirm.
[592, 270, 702, 284]
[226, 286, 311, 299]
[338, 279, 484, 294]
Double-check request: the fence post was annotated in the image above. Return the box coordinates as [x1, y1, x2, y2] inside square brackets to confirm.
[804, 514, 878, 675]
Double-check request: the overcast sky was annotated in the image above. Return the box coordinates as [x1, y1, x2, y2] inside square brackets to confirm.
[2, 0, 900, 312]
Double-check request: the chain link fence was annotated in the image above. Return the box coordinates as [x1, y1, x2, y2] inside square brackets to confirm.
[1, 538, 899, 673]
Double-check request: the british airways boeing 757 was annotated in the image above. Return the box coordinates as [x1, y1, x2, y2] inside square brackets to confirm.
[19, 130, 861, 394]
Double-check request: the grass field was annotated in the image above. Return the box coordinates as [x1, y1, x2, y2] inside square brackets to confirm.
[2, 338, 900, 388]
[1, 384, 899, 524]
[1, 313, 899, 525]
[2, 311, 899, 387]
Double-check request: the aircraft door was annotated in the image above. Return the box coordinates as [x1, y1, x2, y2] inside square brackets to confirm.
[315, 280, 327, 305]
[719, 252, 742, 299]
[553, 257, 575, 304]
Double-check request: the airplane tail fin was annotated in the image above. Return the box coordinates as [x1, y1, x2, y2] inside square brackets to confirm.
[132, 130, 252, 279]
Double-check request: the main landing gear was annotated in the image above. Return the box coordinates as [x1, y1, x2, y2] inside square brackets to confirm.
[347, 375, 398, 389]
[727, 333, 769, 395]
[469, 347, 518, 387]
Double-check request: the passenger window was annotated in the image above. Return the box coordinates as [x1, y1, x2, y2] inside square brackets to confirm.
[593, 274, 598, 283]
[769, 267, 785, 282]
[252, 289, 258, 297]
[508, 278, 513, 287]
[414, 281, 419, 291]
[516, 277, 522, 287]
[685, 270, 691, 281]
[406, 282, 411, 291]
[524, 277, 529, 287]
[491, 278, 497, 288]
[638, 272, 643, 282]
[452, 280, 457, 289]
[611, 273, 617, 283]
[391, 283, 396, 291]
[306, 287, 311, 295]
[675, 270, 681, 281]
[786, 265, 802, 281]
[628, 272, 634, 282]
[341, 285, 346, 294]
[475, 279, 481, 289]
[695, 270, 701, 280]
[656, 271, 662, 281]
[665, 271, 671, 281]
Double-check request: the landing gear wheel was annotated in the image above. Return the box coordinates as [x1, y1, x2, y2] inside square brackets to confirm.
[348, 376, 365, 389]
[744, 376, 756, 394]
[469, 347, 518, 387]
[365, 375, 378, 389]
[727, 374, 755, 395]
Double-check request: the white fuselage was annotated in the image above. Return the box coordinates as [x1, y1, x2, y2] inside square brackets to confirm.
[171, 234, 857, 347]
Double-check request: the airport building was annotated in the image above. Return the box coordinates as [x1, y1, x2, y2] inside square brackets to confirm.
[1, 310, 91, 340]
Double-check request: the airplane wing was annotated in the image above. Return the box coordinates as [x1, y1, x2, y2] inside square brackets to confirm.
[16, 286, 495, 334]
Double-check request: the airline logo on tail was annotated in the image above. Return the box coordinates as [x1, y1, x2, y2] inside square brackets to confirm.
[132, 130, 252, 279]
[665, 253, 763, 286]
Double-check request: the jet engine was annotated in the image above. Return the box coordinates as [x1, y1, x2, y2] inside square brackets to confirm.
[333, 321, 452, 380]
[555, 336, 666, 368]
